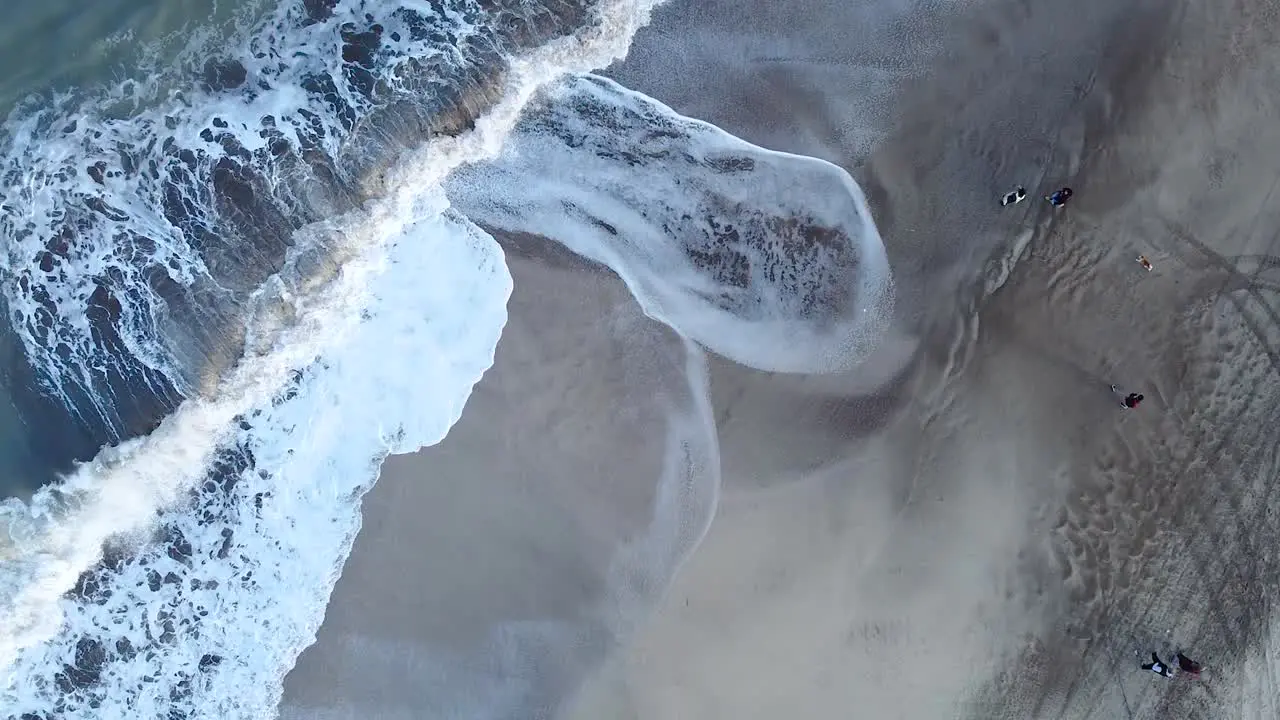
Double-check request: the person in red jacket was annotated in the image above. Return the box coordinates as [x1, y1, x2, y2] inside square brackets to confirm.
[1177, 652, 1202, 675]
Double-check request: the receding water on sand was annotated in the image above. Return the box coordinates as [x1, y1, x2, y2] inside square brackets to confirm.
[0, 0, 895, 717]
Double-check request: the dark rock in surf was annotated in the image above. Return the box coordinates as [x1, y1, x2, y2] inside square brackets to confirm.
[54, 637, 107, 692]
[201, 58, 248, 92]
[302, 0, 338, 24]
[114, 637, 136, 662]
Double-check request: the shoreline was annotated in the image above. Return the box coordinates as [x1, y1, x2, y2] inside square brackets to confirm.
[282, 243, 720, 718]
[284, 0, 1280, 717]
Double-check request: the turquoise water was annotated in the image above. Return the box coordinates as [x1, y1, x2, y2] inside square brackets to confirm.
[0, 2, 647, 716]
[0, 1, 263, 113]
[0, 0, 259, 496]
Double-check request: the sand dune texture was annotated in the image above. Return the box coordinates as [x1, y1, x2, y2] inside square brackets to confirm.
[284, 0, 1280, 717]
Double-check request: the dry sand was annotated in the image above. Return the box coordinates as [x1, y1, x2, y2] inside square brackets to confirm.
[284, 0, 1280, 717]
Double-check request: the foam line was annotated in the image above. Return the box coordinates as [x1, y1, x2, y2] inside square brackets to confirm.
[448, 72, 894, 374]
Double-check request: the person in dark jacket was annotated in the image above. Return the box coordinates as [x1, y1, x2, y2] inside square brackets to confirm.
[1046, 187, 1074, 206]
[1142, 652, 1174, 678]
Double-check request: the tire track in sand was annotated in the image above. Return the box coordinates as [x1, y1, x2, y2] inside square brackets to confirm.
[974, 212, 1280, 718]
[1043, 218, 1280, 719]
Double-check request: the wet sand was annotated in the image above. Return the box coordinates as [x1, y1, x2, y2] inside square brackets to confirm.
[284, 0, 1280, 717]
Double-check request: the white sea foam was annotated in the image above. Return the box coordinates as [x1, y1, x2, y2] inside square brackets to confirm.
[279, 326, 720, 720]
[280, 69, 891, 717]
[447, 73, 894, 374]
[0, 0, 523, 428]
[0, 0, 899, 716]
[3, 203, 510, 718]
[0, 0, 674, 717]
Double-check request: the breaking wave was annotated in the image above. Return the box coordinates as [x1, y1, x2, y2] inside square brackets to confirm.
[0, 0, 671, 716]
[0, 0, 893, 718]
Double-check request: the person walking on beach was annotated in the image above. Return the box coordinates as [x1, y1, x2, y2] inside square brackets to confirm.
[1142, 652, 1174, 678]
[1110, 385, 1144, 409]
[1002, 186, 1027, 206]
[1046, 187, 1073, 207]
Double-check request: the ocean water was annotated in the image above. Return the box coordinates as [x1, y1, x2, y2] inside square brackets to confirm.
[0, 0, 892, 718]
[0, 0, 263, 497]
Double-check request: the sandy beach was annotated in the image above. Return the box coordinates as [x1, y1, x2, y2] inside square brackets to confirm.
[283, 0, 1280, 717]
